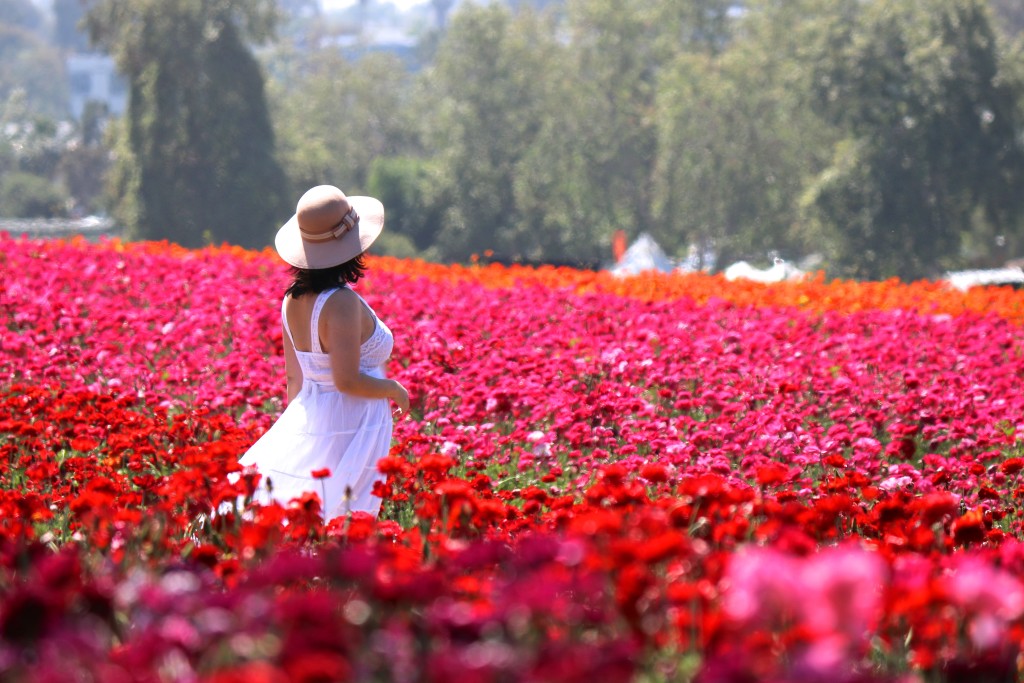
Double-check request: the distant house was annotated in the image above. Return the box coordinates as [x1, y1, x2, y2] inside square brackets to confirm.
[66, 53, 127, 120]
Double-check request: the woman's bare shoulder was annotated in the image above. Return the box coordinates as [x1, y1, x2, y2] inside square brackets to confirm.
[321, 287, 360, 321]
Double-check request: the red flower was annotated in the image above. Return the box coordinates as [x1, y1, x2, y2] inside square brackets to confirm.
[311, 468, 331, 479]
[639, 462, 669, 483]
[755, 463, 789, 487]
[69, 436, 99, 452]
[376, 455, 407, 476]
[417, 454, 456, 476]
[204, 662, 288, 683]
[952, 508, 988, 547]
[1001, 458, 1024, 475]
[290, 491, 323, 515]
[821, 454, 847, 468]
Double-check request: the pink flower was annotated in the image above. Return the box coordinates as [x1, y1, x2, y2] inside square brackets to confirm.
[946, 556, 1024, 650]
[723, 544, 887, 669]
[799, 545, 886, 642]
[722, 547, 803, 630]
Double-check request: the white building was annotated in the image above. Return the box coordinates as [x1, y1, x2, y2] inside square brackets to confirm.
[67, 53, 127, 120]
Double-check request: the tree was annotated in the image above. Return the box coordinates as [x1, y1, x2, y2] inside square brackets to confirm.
[651, 0, 839, 266]
[419, 0, 739, 265]
[267, 49, 418, 204]
[430, 0, 454, 29]
[422, 4, 559, 261]
[518, 0, 738, 264]
[653, 56, 794, 266]
[85, 0, 288, 248]
[0, 8, 68, 119]
[800, 0, 1024, 280]
[1, 94, 70, 179]
[365, 156, 446, 255]
[0, 171, 69, 218]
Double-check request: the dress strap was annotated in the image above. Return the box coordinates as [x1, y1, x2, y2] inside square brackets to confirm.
[281, 297, 295, 347]
[310, 288, 340, 354]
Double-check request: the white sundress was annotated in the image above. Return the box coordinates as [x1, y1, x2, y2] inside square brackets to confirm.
[239, 287, 395, 519]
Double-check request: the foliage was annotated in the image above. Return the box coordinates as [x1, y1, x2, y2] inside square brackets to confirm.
[0, 106, 84, 218]
[650, 0, 843, 267]
[5, 0, 1023, 278]
[0, 171, 68, 217]
[59, 145, 111, 216]
[403, 0, 1024, 276]
[422, 4, 558, 262]
[365, 155, 446, 254]
[0, 109, 63, 179]
[652, 50, 826, 267]
[0, 22, 68, 120]
[800, 0, 1024, 280]
[267, 48, 418, 204]
[85, 0, 288, 248]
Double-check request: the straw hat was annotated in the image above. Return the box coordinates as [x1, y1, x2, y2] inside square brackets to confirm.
[275, 185, 385, 270]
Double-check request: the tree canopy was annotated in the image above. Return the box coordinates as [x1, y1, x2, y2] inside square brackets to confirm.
[19, 0, 1023, 280]
[799, 0, 1024, 280]
[85, 0, 288, 248]
[379, 0, 1024, 278]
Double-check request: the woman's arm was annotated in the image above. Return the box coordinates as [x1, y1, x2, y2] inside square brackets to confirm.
[283, 323, 303, 402]
[324, 290, 409, 411]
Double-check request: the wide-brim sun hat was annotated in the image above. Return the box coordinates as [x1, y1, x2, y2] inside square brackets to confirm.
[275, 185, 385, 270]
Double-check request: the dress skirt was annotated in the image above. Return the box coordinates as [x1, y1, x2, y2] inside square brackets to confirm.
[238, 372, 393, 519]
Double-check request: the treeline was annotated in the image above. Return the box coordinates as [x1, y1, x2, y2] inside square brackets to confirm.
[5, 0, 1024, 281]
[268, 0, 1024, 280]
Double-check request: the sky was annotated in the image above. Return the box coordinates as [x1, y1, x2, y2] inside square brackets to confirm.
[321, 0, 428, 11]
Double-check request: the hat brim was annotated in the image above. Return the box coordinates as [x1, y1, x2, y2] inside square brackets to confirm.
[274, 195, 385, 270]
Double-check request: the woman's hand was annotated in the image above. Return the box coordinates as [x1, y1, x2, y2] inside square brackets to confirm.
[390, 380, 410, 416]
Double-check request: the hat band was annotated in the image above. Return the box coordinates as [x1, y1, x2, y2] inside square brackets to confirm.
[299, 207, 359, 242]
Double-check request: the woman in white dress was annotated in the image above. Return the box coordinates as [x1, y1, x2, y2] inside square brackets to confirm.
[239, 185, 410, 519]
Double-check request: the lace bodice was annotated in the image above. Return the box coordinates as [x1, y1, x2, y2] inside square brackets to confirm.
[282, 287, 394, 387]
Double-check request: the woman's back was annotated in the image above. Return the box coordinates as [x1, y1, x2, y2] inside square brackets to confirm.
[283, 288, 394, 383]
[285, 288, 374, 354]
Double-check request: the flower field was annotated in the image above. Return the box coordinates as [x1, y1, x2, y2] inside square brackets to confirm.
[3, 234, 1024, 681]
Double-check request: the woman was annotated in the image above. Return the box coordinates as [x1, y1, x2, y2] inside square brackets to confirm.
[239, 185, 410, 519]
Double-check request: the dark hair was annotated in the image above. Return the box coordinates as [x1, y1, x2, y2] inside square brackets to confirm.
[284, 255, 367, 298]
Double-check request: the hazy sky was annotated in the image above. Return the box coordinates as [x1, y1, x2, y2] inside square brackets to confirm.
[322, 0, 428, 11]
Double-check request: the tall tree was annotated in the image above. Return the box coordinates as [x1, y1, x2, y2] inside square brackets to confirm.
[85, 0, 288, 248]
[430, 0, 454, 29]
[415, 0, 742, 264]
[422, 4, 557, 261]
[652, 0, 839, 266]
[800, 0, 1024, 280]
[535, 0, 736, 261]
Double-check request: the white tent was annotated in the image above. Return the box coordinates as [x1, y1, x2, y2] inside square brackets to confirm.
[945, 267, 1024, 292]
[608, 233, 676, 276]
